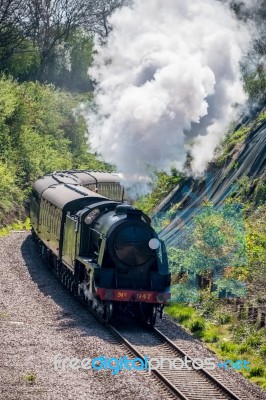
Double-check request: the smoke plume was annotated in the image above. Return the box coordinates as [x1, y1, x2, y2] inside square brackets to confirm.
[87, 0, 251, 195]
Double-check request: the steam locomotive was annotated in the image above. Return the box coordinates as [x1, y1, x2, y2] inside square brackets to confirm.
[30, 171, 171, 325]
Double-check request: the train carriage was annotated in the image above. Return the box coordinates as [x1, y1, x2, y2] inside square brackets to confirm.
[30, 171, 171, 325]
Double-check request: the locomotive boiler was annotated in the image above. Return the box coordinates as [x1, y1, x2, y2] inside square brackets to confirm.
[30, 171, 171, 325]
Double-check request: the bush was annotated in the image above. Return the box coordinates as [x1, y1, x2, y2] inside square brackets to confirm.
[238, 343, 249, 354]
[219, 341, 239, 355]
[0, 76, 109, 225]
[217, 313, 232, 325]
[249, 367, 264, 378]
[0, 163, 24, 225]
[199, 290, 219, 315]
[203, 330, 219, 343]
[166, 304, 194, 323]
[245, 335, 262, 348]
[243, 65, 266, 103]
[134, 169, 182, 215]
[189, 318, 205, 332]
[259, 344, 266, 358]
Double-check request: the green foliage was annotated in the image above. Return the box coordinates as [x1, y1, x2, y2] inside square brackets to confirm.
[165, 303, 195, 322]
[163, 115, 265, 390]
[166, 205, 247, 299]
[219, 341, 239, 355]
[243, 65, 266, 102]
[245, 206, 266, 287]
[235, 176, 252, 201]
[17, 128, 72, 186]
[215, 278, 246, 298]
[165, 297, 266, 389]
[167, 247, 184, 276]
[230, 322, 252, 342]
[0, 163, 24, 224]
[0, 312, 9, 320]
[259, 344, 266, 358]
[216, 313, 232, 325]
[199, 290, 220, 316]
[188, 317, 205, 332]
[134, 169, 182, 215]
[67, 33, 94, 91]
[245, 334, 263, 349]
[0, 39, 40, 81]
[238, 343, 249, 354]
[253, 180, 266, 205]
[0, 3, 95, 92]
[0, 76, 108, 225]
[203, 329, 219, 343]
[248, 367, 264, 378]
[0, 219, 31, 237]
[21, 372, 36, 383]
[33, 31, 94, 91]
[217, 126, 249, 166]
[256, 110, 266, 125]
[193, 205, 245, 261]
[171, 282, 199, 303]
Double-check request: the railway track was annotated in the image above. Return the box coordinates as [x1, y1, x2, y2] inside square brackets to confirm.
[109, 322, 244, 400]
[38, 245, 249, 400]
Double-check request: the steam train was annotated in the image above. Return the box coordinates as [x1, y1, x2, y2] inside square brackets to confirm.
[30, 171, 171, 325]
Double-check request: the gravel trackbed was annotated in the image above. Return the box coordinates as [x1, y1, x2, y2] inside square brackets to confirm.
[0, 232, 164, 400]
[0, 232, 265, 400]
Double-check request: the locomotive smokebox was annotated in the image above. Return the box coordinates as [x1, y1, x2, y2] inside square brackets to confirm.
[89, 203, 157, 269]
[109, 220, 156, 268]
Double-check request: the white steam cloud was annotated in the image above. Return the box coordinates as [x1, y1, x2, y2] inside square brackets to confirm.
[87, 0, 251, 195]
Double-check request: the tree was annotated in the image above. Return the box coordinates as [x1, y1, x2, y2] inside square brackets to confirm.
[0, 0, 36, 73]
[89, 0, 127, 39]
[0, 0, 29, 50]
[25, 0, 126, 82]
[0, 0, 127, 86]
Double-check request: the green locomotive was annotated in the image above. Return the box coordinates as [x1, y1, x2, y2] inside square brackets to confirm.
[30, 171, 171, 325]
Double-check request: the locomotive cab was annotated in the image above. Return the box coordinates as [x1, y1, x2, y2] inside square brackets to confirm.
[76, 202, 171, 321]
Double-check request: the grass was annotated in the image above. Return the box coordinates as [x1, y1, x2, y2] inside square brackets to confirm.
[217, 126, 250, 166]
[250, 377, 266, 390]
[216, 313, 232, 325]
[165, 302, 266, 389]
[254, 110, 266, 127]
[245, 334, 262, 348]
[21, 372, 36, 384]
[0, 218, 31, 237]
[216, 107, 266, 168]
[249, 366, 264, 377]
[0, 312, 9, 320]
[219, 341, 240, 355]
[188, 317, 205, 333]
[166, 303, 195, 324]
[259, 344, 266, 357]
[202, 325, 219, 343]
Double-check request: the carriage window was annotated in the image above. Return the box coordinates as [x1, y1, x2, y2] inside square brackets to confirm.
[85, 182, 126, 201]
[84, 209, 100, 225]
[56, 211, 61, 237]
[44, 201, 47, 226]
[46, 202, 49, 227]
[40, 202, 43, 224]
[51, 206, 55, 234]
[47, 203, 50, 229]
